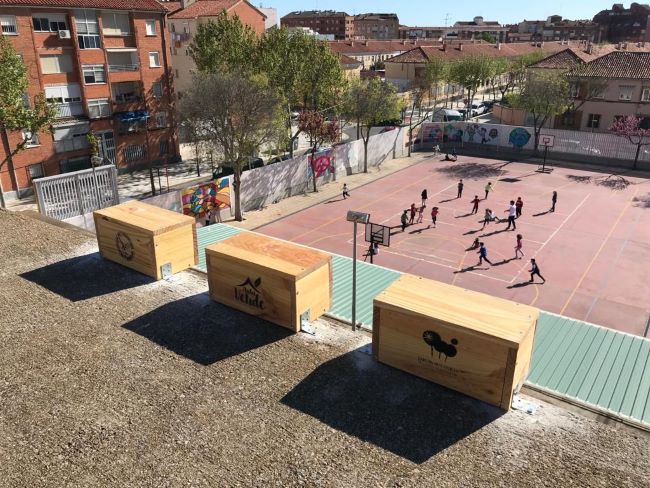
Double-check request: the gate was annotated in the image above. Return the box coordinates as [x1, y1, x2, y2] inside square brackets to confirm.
[33, 165, 120, 220]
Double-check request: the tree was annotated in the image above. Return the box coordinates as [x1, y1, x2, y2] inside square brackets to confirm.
[189, 11, 257, 75]
[511, 70, 569, 151]
[180, 72, 284, 221]
[479, 32, 497, 44]
[297, 111, 340, 193]
[344, 78, 402, 172]
[0, 36, 56, 208]
[449, 56, 493, 120]
[610, 116, 650, 170]
[296, 38, 346, 112]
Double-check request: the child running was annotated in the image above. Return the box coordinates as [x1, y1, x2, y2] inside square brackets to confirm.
[470, 195, 481, 215]
[342, 183, 350, 199]
[430, 206, 439, 228]
[401, 210, 408, 232]
[409, 203, 417, 224]
[477, 242, 493, 266]
[529, 258, 546, 283]
[514, 234, 525, 259]
[481, 208, 492, 229]
[417, 204, 426, 223]
[515, 197, 523, 218]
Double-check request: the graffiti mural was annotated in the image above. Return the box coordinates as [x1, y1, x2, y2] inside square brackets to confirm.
[508, 127, 532, 149]
[307, 149, 336, 178]
[463, 124, 499, 145]
[181, 177, 231, 218]
[421, 123, 444, 143]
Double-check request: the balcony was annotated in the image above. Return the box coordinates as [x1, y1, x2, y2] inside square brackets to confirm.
[112, 81, 144, 110]
[106, 49, 139, 80]
[55, 101, 84, 118]
[108, 63, 139, 72]
[54, 137, 90, 154]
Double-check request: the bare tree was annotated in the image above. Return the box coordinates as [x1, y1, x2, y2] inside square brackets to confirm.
[180, 72, 284, 221]
[610, 116, 650, 170]
[298, 111, 340, 193]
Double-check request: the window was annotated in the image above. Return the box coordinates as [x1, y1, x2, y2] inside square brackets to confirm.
[75, 10, 101, 49]
[102, 12, 130, 36]
[33, 14, 68, 32]
[569, 83, 579, 98]
[112, 82, 141, 103]
[145, 20, 156, 36]
[88, 98, 111, 118]
[22, 130, 40, 147]
[152, 82, 163, 98]
[159, 140, 169, 155]
[60, 156, 91, 173]
[149, 52, 161, 67]
[587, 113, 601, 129]
[642, 88, 650, 102]
[83, 64, 105, 84]
[124, 145, 146, 163]
[40, 54, 74, 74]
[0, 15, 17, 35]
[53, 122, 90, 154]
[155, 112, 167, 128]
[28, 163, 45, 181]
[175, 69, 179, 78]
[619, 85, 634, 101]
[589, 85, 604, 99]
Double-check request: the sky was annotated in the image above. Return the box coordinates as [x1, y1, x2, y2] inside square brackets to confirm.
[262, 0, 619, 25]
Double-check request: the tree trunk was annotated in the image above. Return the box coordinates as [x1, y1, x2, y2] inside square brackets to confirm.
[149, 166, 156, 196]
[0, 130, 12, 209]
[196, 154, 201, 178]
[234, 170, 243, 221]
[634, 143, 641, 170]
[311, 148, 318, 193]
[363, 138, 369, 173]
[356, 118, 360, 140]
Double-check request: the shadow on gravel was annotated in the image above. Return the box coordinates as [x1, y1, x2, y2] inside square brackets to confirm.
[436, 162, 510, 179]
[123, 293, 292, 365]
[20, 253, 153, 301]
[282, 348, 503, 464]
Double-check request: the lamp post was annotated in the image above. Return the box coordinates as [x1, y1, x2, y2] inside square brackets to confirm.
[346, 210, 370, 331]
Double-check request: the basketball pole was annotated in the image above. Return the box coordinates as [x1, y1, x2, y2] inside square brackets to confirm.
[352, 220, 358, 332]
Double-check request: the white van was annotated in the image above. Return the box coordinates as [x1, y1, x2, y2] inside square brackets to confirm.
[429, 109, 463, 122]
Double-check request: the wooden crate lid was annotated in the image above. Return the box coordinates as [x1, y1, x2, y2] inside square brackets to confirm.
[205, 232, 330, 280]
[374, 274, 539, 347]
[94, 201, 194, 236]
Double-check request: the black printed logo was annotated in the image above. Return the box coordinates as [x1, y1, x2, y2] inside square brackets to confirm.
[234, 277, 265, 310]
[423, 331, 458, 361]
[115, 231, 134, 261]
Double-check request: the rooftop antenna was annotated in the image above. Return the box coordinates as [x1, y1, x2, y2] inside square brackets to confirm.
[444, 13, 451, 27]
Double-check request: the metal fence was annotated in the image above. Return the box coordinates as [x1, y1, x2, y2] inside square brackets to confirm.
[33, 165, 120, 221]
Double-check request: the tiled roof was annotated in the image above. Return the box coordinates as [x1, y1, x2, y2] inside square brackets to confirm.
[338, 53, 361, 67]
[159, 1, 181, 13]
[528, 48, 590, 69]
[569, 51, 650, 79]
[283, 10, 349, 19]
[328, 39, 442, 55]
[0, 0, 165, 10]
[169, 0, 264, 20]
[386, 42, 569, 64]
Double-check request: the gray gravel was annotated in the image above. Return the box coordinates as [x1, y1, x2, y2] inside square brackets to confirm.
[0, 209, 648, 487]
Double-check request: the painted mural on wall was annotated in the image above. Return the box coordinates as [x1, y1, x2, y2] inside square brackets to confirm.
[421, 123, 445, 143]
[508, 127, 532, 149]
[181, 177, 231, 218]
[307, 149, 336, 178]
[463, 124, 500, 145]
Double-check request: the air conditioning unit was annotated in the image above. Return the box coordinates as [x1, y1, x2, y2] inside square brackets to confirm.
[58, 30, 71, 39]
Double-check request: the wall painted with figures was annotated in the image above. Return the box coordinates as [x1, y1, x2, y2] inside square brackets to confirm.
[239, 127, 406, 212]
[418, 121, 650, 167]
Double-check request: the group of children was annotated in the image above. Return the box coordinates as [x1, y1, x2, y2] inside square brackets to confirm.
[400, 189, 439, 231]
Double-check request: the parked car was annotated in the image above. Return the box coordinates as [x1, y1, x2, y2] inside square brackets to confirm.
[379, 126, 397, 133]
[376, 118, 403, 127]
[470, 103, 486, 116]
[211, 156, 264, 178]
[430, 108, 463, 122]
[268, 154, 292, 164]
[480, 101, 494, 112]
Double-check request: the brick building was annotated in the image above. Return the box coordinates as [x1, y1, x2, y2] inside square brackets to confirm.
[509, 16, 602, 43]
[168, 0, 266, 96]
[352, 13, 399, 40]
[0, 0, 178, 201]
[593, 3, 650, 43]
[280, 10, 354, 40]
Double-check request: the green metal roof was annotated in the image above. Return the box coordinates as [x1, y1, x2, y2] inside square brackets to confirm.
[196, 224, 650, 428]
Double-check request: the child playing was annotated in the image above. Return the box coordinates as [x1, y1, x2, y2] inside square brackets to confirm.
[409, 203, 417, 224]
[514, 234, 524, 259]
[430, 206, 439, 228]
[417, 204, 426, 224]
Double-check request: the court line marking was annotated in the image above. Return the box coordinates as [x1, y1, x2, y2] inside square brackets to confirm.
[510, 192, 591, 284]
[560, 190, 637, 316]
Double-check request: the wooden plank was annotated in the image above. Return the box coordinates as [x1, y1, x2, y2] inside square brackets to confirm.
[295, 260, 332, 325]
[152, 224, 198, 279]
[375, 274, 538, 347]
[208, 233, 330, 280]
[94, 201, 194, 236]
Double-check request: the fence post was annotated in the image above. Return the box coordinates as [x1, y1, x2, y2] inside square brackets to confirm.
[73, 175, 84, 215]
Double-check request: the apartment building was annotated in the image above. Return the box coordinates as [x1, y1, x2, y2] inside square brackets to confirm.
[509, 16, 602, 43]
[168, 0, 266, 95]
[281, 10, 353, 40]
[0, 0, 178, 201]
[328, 39, 441, 70]
[593, 3, 650, 43]
[399, 17, 508, 43]
[352, 13, 399, 40]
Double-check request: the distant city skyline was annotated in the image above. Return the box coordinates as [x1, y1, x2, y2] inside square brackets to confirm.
[267, 0, 619, 25]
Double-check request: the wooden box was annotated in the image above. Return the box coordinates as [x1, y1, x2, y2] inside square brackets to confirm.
[372, 275, 539, 410]
[205, 233, 332, 332]
[93, 201, 197, 280]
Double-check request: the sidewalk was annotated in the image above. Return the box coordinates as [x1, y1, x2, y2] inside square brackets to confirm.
[227, 152, 431, 230]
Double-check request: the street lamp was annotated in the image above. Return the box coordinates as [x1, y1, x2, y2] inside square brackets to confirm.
[347, 210, 370, 331]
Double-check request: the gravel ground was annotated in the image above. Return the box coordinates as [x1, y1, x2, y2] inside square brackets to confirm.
[0, 209, 649, 487]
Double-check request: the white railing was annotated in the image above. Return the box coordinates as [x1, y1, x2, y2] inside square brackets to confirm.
[108, 64, 139, 72]
[55, 102, 84, 118]
[33, 165, 120, 221]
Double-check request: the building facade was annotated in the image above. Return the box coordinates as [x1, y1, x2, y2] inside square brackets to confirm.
[352, 13, 399, 40]
[399, 17, 508, 43]
[0, 0, 178, 201]
[593, 3, 650, 43]
[280, 10, 353, 40]
[328, 39, 441, 70]
[167, 0, 266, 96]
[510, 16, 602, 43]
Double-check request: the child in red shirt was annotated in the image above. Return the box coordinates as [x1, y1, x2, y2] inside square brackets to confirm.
[430, 206, 439, 228]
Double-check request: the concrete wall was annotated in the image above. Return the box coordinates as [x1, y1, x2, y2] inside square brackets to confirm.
[240, 128, 406, 211]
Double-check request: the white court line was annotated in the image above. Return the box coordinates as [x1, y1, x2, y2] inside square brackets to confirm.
[510, 192, 592, 284]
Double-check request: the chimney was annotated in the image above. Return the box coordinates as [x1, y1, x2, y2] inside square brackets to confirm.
[180, 0, 196, 9]
[617, 42, 622, 49]
[364, 40, 369, 46]
[496, 42, 501, 50]
[459, 42, 463, 51]
[442, 41, 447, 52]
[350, 41, 354, 47]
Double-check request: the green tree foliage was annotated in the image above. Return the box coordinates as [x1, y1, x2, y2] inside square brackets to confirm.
[179, 72, 284, 221]
[479, 32, 497, 44]
[297, 111, 340, 192]
[449, 56, 493, 120]
[189, 11, 257, 74]
[0, 36, 56, 207]
[511, 70, 569, 150]
[344, 78, 402, 172]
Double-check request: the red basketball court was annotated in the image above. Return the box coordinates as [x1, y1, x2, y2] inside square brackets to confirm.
[257, 156, 650, 336]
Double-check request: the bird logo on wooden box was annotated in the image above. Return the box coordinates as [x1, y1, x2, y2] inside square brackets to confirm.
[422, 330, 458, 361]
